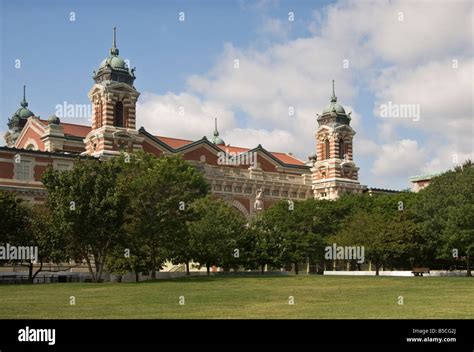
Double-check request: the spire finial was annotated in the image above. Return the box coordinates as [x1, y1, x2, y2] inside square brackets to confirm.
[331, 80, 337, 102]
[213, 117, 219, 136]
[110, 26, 119, 56]
[211, 117, 225, 145]
[21, 85, 28, 108]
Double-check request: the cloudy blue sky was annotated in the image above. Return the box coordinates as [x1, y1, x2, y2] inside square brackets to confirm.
[1, 0, 472, 189]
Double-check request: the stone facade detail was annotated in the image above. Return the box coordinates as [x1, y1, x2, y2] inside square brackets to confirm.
[2, 32, 375, 220]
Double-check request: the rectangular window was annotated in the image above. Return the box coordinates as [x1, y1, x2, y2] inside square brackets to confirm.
[17, 161, 32, 181]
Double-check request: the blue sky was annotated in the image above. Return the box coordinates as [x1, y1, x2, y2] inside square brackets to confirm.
[1, 0, 472, 190]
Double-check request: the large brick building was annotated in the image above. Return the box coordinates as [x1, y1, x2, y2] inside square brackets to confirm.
[2, 28, 368, 217]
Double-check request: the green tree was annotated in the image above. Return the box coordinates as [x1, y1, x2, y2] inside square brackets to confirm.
[105, 243, 150, 282]
[188, 196, 246, 275]
[334, 205, 418, 275]
[245, 211, 285, 274]
[121, 152, 209, 278]
[0, 193, 68, 282]
[22, 205, 68, 282]
[416, 161, 474, 276]
[259, 200, 308, 274]
[0, 191, 28, 244]
[43, 157, 128, 282]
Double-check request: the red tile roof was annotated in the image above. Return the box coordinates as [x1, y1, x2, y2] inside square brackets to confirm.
[39, 120, 91, 138]
[62, 123, 91, 138]
[153, 134, 305, 166]
[218, 145, 250, 154]
[35, 121, 305, 167]
[269, 152, 305, 166]
[218, 145, 304, 165]
[155, 136, 194, 149]
[217, 145, 305, 166]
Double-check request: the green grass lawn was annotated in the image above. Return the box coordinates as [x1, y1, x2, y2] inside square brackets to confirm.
[0, 275, 472, 319]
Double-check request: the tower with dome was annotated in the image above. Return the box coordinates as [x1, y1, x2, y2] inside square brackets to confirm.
[85, 27, 142, 157]
[311, 81, 364, 199]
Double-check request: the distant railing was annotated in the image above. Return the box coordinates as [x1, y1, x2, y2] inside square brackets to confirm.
[169, 264, 186, 273]
[0, 275, 80, 284]
[204, 165, 309, 185]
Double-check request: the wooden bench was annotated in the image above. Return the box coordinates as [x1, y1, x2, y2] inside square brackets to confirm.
[412, 267, 430, 276]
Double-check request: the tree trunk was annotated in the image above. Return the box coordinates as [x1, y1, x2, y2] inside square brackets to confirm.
[135, 271, 139, 282]
[32, 260, 43, 281]
[151, 247, 157, 279]
[261, 265, 265, 275]
[96, 251, 106, 283]
[467, 256, 471, 277]
[294, 263, 299, 275]
[375, 264, 380, 276]
[94, 255, 100, 283]
[186, 261, 190, 276]
[28, 262, 33, 283]
[84, 253, 96, 282]
[206, 262, 210, 275]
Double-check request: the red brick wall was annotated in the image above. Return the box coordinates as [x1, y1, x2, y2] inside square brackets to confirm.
[142, 141, 165, 156]
[258, 155, 278, 172]
[183, 147, 219, 164]
[34, 165, 49, 181]
[16, 127, 45, 150]
[233, 196, 251, 213]
[0, 162, 14, 178]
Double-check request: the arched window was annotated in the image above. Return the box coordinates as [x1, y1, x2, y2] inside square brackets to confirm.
[96, 101, 103, 128]
[115, 101, 124, 127]
[339, 139, 345, 159]
[324, 139, 330, 160]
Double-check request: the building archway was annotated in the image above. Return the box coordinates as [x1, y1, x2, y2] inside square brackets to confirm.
[227, 199, 250, 219]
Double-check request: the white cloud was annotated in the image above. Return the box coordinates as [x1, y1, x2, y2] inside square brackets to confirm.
[135, 0, 471, 188]
[356, 139, 378, 156]
[261, 18, 290, 38]
[317, 0, 472, 64]
[421, 145, 473, 175]
[0, 129, 6, 147]
[136, 92, 235, 141]
[226, 128, 296, 153]
[187, 40, 358, 126]
[372, 139, 425, 177]
[377, 123, 397, 143]
[372, 58, 473, 171]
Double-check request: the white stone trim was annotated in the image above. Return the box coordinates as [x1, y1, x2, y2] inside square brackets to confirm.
[24, 138, 39, 151]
